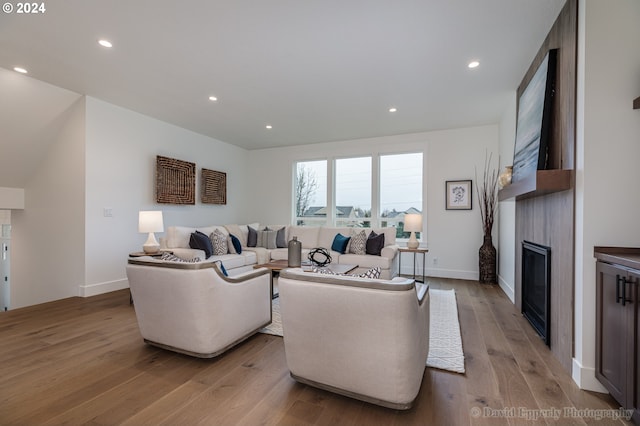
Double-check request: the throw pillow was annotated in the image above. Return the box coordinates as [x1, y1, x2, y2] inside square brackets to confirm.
[348, 230, 367, 255]
[247, 226, 258, 247]
[230, 234, 242, 254]
[257, 228, 277, 249]
[210, 229, 228, 255]
[160, 252, 201, 263]
[227, 236, 237, 254]
[366, 231, 385, 256]
[355, 266, 381, 279]
[217, 261, 229, 277]
[276, 227, 287, 248]
[331, 233, 351, 254]
[189, 231, 213, 259]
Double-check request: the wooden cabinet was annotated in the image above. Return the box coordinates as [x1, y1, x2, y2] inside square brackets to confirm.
[595, 247, 640, 422]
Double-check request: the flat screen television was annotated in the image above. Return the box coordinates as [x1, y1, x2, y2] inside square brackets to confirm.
[511, 49, 557, 183]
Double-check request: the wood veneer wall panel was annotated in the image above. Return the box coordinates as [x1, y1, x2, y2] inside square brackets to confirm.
[514, 0, 577, 373]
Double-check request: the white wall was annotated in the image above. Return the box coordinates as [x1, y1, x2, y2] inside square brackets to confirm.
[247, 125, 499, 280]
[0, 187, 24, 209]
[497, 93, 517, 302]
[83, 97, 251, 295]
[11, 98, 86, 308]
[573, 0, 640, 391]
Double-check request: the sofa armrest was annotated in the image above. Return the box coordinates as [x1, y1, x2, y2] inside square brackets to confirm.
[381, 244, 399, 259]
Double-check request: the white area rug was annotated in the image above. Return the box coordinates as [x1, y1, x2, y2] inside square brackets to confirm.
[426, 289, 465, 373]
[259, 288, 465, 374]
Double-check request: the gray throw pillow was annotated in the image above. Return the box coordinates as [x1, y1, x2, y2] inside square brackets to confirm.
[349, 230, 367, 255]
[257, 228, 277, 249]
[276, 227, 287, 248]
[247, 226, 258, 247]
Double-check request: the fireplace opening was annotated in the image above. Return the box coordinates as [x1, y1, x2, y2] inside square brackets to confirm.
[522, 241, 551, 346]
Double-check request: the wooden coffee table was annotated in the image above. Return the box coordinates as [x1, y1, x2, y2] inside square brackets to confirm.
[254, 260, 359, 298]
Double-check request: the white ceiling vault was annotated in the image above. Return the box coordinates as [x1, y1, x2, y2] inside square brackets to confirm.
[0, 0, 565, 152]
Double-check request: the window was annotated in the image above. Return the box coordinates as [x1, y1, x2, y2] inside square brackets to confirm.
[379, 153, 423, 239]
[335, 157, 371, 228]
[294, 160, 327, 226]
[293, 152, 423, 238]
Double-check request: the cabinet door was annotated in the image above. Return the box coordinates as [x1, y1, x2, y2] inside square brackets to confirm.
[631, 270, 640, 422]
[596, 261, 633, 405]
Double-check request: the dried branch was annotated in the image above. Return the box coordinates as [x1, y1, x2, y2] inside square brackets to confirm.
[475, 152, 499, 236]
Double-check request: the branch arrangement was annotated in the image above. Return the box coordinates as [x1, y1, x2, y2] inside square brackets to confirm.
[476, 153, 499, 236]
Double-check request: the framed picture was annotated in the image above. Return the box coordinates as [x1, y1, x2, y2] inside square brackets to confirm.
[446, 180, 472, 210]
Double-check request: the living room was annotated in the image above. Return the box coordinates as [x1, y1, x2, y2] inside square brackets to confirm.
[0, 0, 639, 423]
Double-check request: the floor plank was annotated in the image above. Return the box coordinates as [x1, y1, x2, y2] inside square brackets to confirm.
[0, 279, 627, 425]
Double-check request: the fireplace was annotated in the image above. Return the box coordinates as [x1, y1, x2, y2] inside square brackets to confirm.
[522, 241, 551, 346]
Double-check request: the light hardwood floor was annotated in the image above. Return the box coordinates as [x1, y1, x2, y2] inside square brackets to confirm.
[0, 278, 629, 425]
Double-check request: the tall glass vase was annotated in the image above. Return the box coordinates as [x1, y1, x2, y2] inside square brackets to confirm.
[479, 234, 497, 284]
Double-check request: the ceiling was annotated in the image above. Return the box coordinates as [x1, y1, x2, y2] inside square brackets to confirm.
[0, 0, 565, 152]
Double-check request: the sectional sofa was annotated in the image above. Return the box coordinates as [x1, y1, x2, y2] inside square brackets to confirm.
[160, 224, 399, 279]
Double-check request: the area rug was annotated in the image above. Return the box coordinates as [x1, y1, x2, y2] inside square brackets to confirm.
[259, 288, 465, 374]
[426, 289, 465, 373]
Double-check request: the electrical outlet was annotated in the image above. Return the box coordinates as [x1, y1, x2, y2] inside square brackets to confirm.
[433, 257, 438, 265]
[103, 208, 113, 218]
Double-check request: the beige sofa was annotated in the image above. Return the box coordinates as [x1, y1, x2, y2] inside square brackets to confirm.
[161, 224, 399, 279]
[278, 268, 430, 409]
[126, 258, 271, 357]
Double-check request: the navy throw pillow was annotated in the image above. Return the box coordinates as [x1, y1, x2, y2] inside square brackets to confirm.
[366, 231, 385, 256]
[219, 262, 228, 277]
[190, 231, 213, 259]
[331, 233, 351, 254]
[230, 234, 242, 254]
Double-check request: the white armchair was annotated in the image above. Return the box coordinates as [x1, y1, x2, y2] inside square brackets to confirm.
[278, 268, 429, 410]
[126, 258, 271, 358]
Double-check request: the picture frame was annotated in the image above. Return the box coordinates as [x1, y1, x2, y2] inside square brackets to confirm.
[446, 180, 472, 210]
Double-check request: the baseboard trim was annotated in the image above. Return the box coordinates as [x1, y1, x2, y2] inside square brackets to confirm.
[79, 278, 129, 297]
[497, 275, 515, 303]
[425, 268, 477, 281]
[571, 357, 608, 393]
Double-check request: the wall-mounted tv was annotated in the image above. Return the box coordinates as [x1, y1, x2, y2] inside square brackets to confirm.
[511, 49, 557, 183]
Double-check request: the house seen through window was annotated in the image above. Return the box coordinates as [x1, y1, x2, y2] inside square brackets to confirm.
[294, 152, 423, 240]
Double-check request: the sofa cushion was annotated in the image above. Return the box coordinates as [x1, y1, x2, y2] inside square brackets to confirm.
[276, 227, 287, 248]
[311, 266, 381, 279]
[257, 228, 278, 249]
[210, 253, 245, 269]
[366, 231, 385, 256]
[371, 227, 396, 246]
[247, 226, 258, 247]
[348, 230, 367, 255]
[288, 226, 320, 249]
[160, 252, 201, 263]
[229, 234, 242, 254]
[317, 227, 352, 250]
[338, 253, 393, 270]
[190, 231, 213, 258]
[210, 229, 228, 255]
[331, 233, 351, 254]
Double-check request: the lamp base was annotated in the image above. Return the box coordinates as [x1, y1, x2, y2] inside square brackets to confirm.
[143, 233, 160, 254]
[407, 232, 419, 249]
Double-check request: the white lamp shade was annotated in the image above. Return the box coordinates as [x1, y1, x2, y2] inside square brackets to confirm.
[404, 214, 422, 232]
[138, 211, 164, 233]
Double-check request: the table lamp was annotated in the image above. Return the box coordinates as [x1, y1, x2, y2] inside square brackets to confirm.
[139, 210, 164, 253]
[404, 213, 422, 249]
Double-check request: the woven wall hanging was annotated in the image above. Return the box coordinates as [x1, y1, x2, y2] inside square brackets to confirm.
[201, 168, 227, 205]
[156, 155, 195, 204]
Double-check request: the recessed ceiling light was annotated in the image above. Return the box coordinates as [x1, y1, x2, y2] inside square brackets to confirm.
[208, 96, 218, 102]
[265, 125, 273, 129]
[98, 39, 113, 48]
[468, 61, 480, 69]
[14, 67, 28, 74]
[389, 107, 397, 113]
